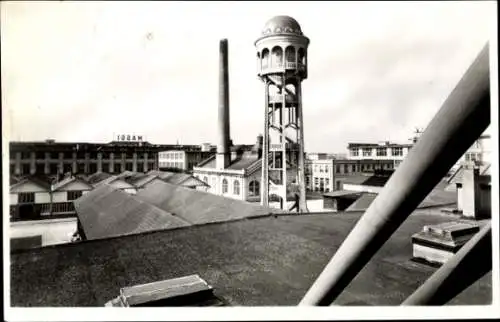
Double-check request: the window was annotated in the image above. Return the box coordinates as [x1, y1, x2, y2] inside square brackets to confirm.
[222, 179, 228, 193]
[49, 163, 59, 174]
[19, 152, 29, 159]
[336, 165, 341, 173]
[351, 165, 356, 173]
[233, 180, 240, 195]
[19, 192, 35, 204]
[392, 147, 403, 156]
[203, 176, 208, 183]
[249, 180, 260, 196]
[362, 148, 372, 157]
[376, 148, 387, 156]
[22, 164, 31, 175]
[325, 178, 329, 186]
[350, 149, 359, 157]
[314, 177, 319, 185]
[67, 191, 83, 201]
[344, 164, 348, 173]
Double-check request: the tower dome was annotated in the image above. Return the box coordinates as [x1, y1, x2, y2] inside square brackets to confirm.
[261, 15, 303, 36]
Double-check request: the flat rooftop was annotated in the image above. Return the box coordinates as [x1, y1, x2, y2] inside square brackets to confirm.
[10, 211, 491, 306]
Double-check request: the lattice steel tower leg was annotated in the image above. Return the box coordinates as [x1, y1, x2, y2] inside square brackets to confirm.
[255, 16, 310, 212]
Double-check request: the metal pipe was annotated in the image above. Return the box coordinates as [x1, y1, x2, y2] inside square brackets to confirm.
[299, 43, 490, 306]
[297, 81, 309, 212]
[402, 222, 492, 305]
[261, 79, 270, 207]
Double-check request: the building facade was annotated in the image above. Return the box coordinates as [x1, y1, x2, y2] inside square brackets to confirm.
[305, 158, 395, 193]
[347, 141, 413, 168]
[158, 150, 215, 172]
[8, 140, 205, 177]
[9, 175, 93, 221]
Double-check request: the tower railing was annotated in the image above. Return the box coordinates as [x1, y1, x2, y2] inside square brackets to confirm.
[299, 43, 491, 306]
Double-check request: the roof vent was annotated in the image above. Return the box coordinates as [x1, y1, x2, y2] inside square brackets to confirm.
[105, 274, 225, 307]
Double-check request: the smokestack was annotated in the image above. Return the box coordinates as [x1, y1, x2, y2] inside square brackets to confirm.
[216, 38, 231, 169]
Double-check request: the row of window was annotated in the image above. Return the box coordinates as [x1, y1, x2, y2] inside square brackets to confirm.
[159, 152, 184, 160]
[258, 46, 306, 69]
[17, 191, 82, 204]
[307, 162, 394, 175]
[12, 161, 156, 176]
[39, 202, 76, 214]
[12, 152, 154, 161]
[198, 176, 261, 197]
[159, 162, 184, 169]
[350, 147, 404, 157]
[465, 153, 482, 162]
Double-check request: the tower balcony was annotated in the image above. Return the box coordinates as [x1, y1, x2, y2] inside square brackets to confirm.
[258, 62, 306, 76]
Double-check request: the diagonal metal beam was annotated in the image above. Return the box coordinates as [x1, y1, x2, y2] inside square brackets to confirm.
[299, 43, 490, 306]
[402, 222, 492, 305]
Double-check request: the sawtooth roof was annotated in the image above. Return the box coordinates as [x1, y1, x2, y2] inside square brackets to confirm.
[135, 180, 282, 225]
[86, 172, 114, 185]
[73, 184, 191, 240]
[10, 211, 491, 306]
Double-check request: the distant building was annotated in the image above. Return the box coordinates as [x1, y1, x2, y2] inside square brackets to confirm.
[8, 140, 204, 177]
[158, 150, 215, 172]
[193, 141, 265, 202]
[9, 140, 165, 177]
[305, 158, 395, 193]
[9, 174, 93, 221]
[459, 134, 491, 165]
[346, 141, 413, 168]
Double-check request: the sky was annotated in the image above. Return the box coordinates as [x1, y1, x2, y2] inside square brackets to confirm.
[1, 1, 496, 153]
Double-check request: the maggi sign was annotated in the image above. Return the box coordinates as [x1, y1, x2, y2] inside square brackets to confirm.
[116, 134, 144, 142]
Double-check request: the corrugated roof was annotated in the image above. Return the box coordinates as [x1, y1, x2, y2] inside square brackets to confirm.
[10, 212, 491, 306]
[74, 184, 191, 240]
[135, 180, 282, 225]
[196, 151, 260, 171]
[340, 175, 391, 187]
[52, 176, 93, 191]
[86, 172, 113, 184]
[10, 175, 52, 191]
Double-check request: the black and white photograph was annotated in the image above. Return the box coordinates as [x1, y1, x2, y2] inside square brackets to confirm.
[2, 1, 499, 320]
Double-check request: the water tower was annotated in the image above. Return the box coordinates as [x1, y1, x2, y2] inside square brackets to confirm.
[255, 16, 309, 211]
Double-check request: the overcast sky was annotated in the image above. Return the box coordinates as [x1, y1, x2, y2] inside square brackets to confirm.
[1, 1, 496, 152]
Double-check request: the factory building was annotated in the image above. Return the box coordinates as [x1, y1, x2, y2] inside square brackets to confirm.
[9, 175, 93, 221]
[8, 140, 165, 177]
[305, 158, 395, 193]
[158, 149, 215, 172]
[347, 141, 413, 168]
